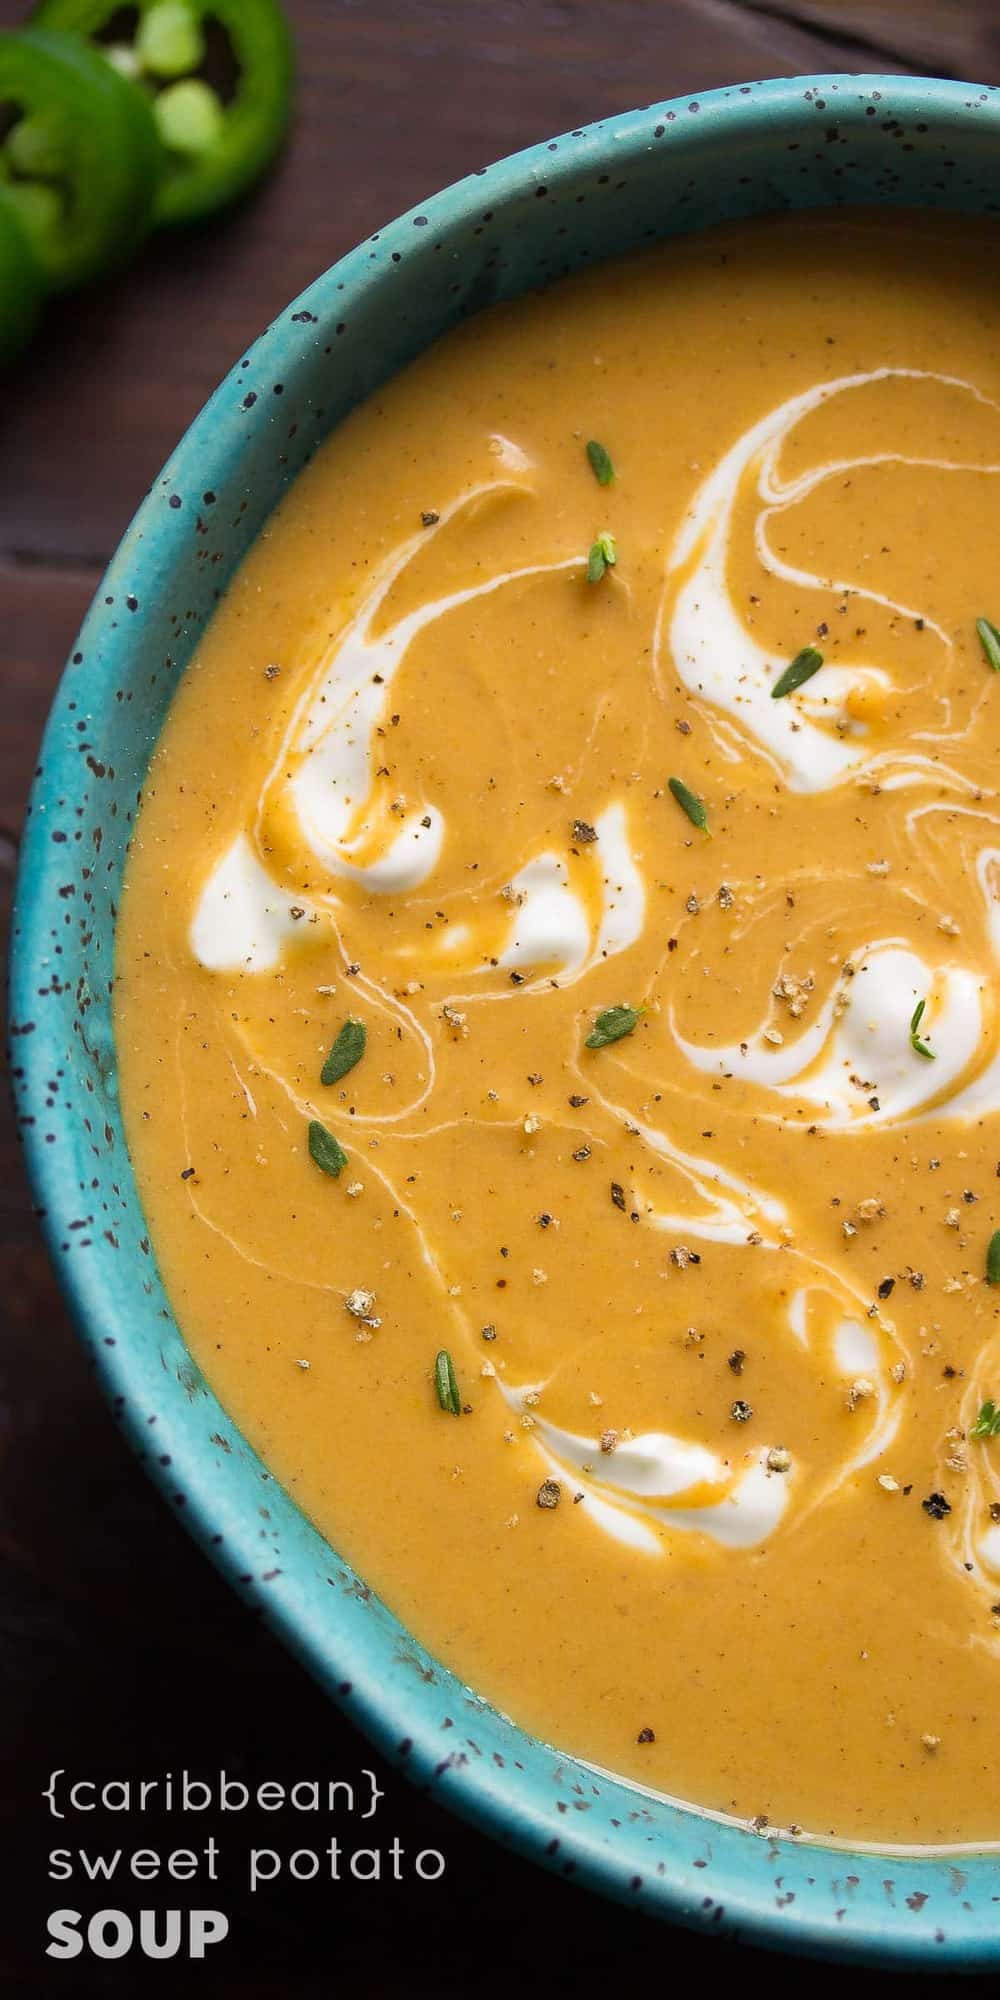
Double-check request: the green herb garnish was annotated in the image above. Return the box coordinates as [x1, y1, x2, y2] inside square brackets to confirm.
[586, 439, 615, 486]
[308, 1119, 348, 1178]
[321, 1017, 366, 1086]
[586, 531, 617, 584]
[668, 775, 709, 832]
[585, 1004, 643, 1049]
[909, 997, 935, 1061]
[987, 1229, 1000, 1286]
[435, 1348, 461, 1415]
[970, 1398, 1000, 1440]
[771, 646, 824, 700]
[976, 617, 1000, 671]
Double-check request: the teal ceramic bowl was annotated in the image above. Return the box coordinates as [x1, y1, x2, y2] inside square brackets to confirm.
[11, 72, 1000, 1968]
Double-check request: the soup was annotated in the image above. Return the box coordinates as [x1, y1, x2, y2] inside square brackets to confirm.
[116, 213, 1000, 1847]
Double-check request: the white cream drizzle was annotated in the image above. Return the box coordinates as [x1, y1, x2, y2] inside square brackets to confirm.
[537, 1428, 790, 1554]
[190, 834, 324, 973]
[657, 366, 1000, 793]
[500, 855, 590, 974]
[674, 942, 989, 1129]
[497, 802, 646, 983]
[190, 466, 580, 961]
[506, 1282, 901, 1555]
[190, 468, 648, 984]
[283, 515, 579, 894]
[181, 399, 1000, 1614]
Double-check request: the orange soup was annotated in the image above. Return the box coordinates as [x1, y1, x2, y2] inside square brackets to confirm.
[116, 214, 1000, 1847]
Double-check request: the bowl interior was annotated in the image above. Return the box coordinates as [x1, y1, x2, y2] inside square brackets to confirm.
[11, 72, 1000, 1967]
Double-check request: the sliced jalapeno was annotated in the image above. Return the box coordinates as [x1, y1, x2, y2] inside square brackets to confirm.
[0, 187, 44, 364]
[33, 0, 294, 224]
[0, 26, 160, 291]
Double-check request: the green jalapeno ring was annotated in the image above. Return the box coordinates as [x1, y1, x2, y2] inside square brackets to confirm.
[0, 186, 44, 364]
[33, 0, 294, 225]
[0, 26, 161, 291]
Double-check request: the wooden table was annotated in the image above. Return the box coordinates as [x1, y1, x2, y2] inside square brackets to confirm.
[3, 4, 997, 1991]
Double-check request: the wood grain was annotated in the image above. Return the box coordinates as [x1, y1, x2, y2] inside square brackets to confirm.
[741, 0, 1000, 75]
[2, 3, 997, 1989]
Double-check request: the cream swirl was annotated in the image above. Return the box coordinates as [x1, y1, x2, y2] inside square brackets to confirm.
[658, 366, 1000, 793]
[182, 391, 1000, 1614]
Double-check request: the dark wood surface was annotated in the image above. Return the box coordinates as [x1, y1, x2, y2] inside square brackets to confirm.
[3, 4, 998, 1993]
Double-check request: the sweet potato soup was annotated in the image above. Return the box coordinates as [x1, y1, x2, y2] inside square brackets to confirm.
[116, 214, 1000, 1847]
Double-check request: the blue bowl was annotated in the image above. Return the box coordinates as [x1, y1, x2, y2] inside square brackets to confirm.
[11, 72, 1000, 1968]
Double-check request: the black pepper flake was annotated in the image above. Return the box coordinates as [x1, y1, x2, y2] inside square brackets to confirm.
[572, 819, 598, 844]
[180, 1167, 195, 1181]
[538, 1212, 554, 1229]
[731, 1399, 753, 1423]
[868, 1096, 880, 1112]
[569, 1094, 588, 1107]
[637, 1727, 656, 1744]
[922, 1491, 951, 1520]
[481, 1324, 497, 1341]
[610, 1182, 627, 1212]
[877, 1276, 895, 1299]
[420, 510, 440, 526]
[572, 1145, 591, 1162]
[991, 1502, 1000, 1523]
[510, 971, 525, 986]
[728, 1349, 746, 1375]
[536, 1478, 561, 1510]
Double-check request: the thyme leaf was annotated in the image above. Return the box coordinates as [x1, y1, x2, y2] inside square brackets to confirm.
[435, 1348, 461, 1415]
[585, 439, 615, 486]
[321, 1017, 367, 1086]
[987, 1229, 1000, 1286]
[668, 775, 708, 832]
[909, 997, 935, 1061]
[586, 531, 617, 584]
[308, 1120, 348, 1178]
[771, 646, 824, 700]
[976, 616, 1000, 671]
[970, 1398, 1000, 1440]
[585, 1004, 642, 1049]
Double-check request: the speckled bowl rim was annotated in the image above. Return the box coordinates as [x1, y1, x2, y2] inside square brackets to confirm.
[11, 72, 1000, 1969]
